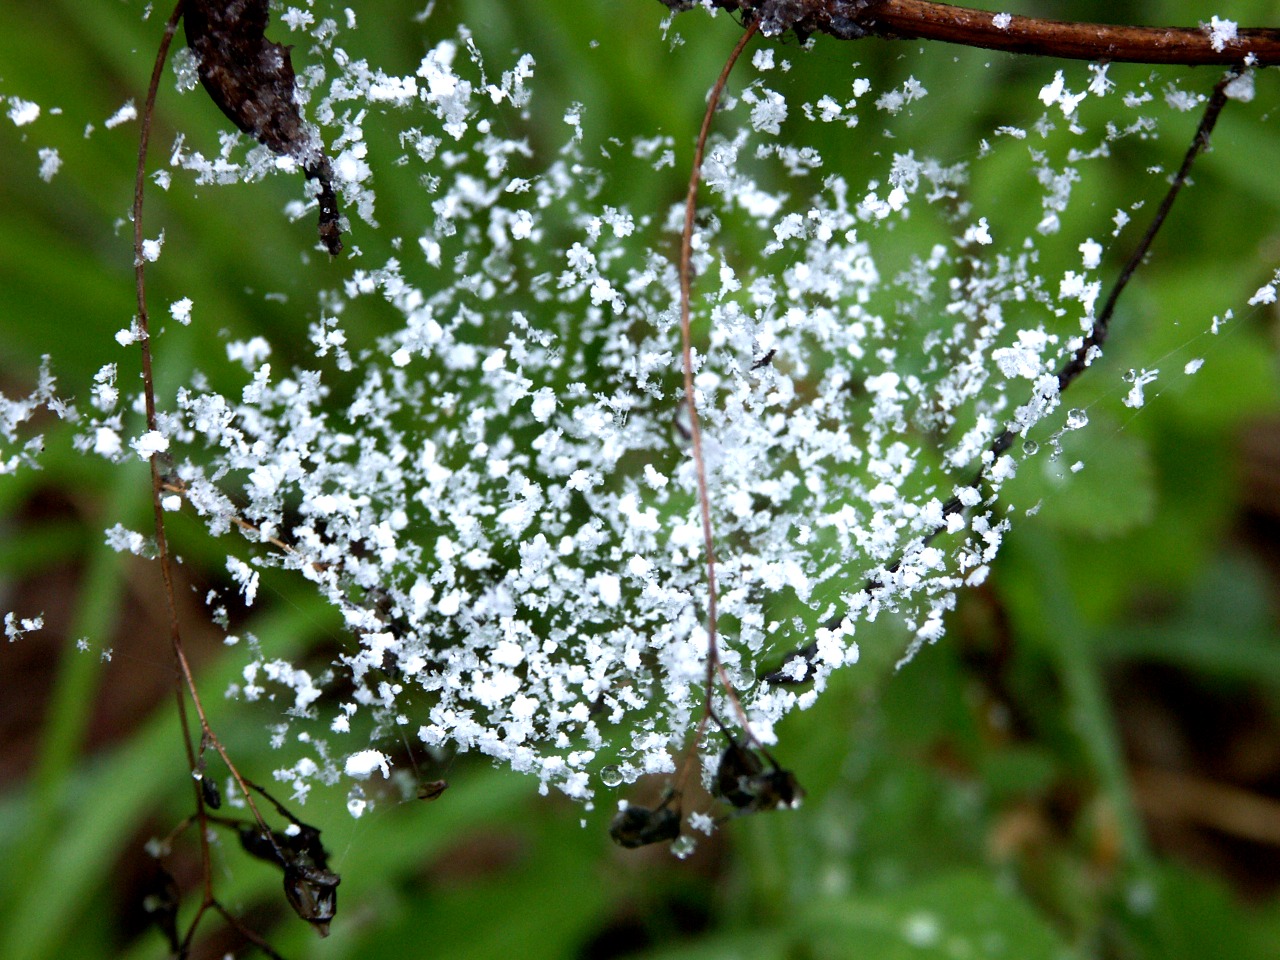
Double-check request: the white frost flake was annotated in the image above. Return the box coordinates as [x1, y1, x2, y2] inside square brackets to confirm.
[227, 557, 260, 606]
[1079, 238, 1102, 269]
[131, 430, 169, 459]
[104, 100, 137, 129]
[530, 387, 557, 423]
[593, 573, 622, 608]
[1038, 71, 1086, 116]
[37, 148, 61, 182]
[1123, 369, 1160, 409]
[1206, 16, 1238, 52]
[140, 232, 165, 262]
[169, 297, 193, 325]
[345, 749, 391, 780]
[992, 329, 1053, 380]
[7, 98, 40, 126]
[5, 612, 44, 641]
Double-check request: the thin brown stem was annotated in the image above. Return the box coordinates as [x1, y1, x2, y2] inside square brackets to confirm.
[869, 1, 1280, 65]
[697, 1, 1280, 66]
[133, 0, 212, 891]
[212, 901, 290, 960]
[679, 20, 759, 721]
[948, 71, 1237, 549]
[1055, 66, 1240, 393]
[134, 0, 285, 932]
[161, 477, 312, 563]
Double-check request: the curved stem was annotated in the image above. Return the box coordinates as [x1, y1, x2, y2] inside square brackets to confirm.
[134, 0, 280, 912]
[679, 20, 759, 720]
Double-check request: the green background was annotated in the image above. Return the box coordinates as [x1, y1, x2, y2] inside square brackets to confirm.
[2, 1, 1280, 958]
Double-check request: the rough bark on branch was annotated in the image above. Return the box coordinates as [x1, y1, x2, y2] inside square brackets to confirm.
[666, 0, 1280, 66]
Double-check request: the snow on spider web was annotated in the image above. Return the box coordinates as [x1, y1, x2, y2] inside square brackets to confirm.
[116, 4, 1217, 806]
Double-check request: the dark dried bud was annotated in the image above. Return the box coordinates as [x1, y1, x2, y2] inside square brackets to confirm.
[417, 779, 449, 801]
[184, 0, 343, 254]
[141, 866, 181, 953]
[233, 798, 341, 935]
[714, 737, 805, 814]
[283, 860, 341, 936]
[609, 799, 682, 848]
[200, 773, 222, 810]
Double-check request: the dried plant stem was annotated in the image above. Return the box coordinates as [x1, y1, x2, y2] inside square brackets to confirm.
[700, 0, 1280, 66]
[679, 20, 759, 727]
[161, 478, 310, 563]
[1054, 67, 1240, 394]
[924, 74, 1235, 568]
[770, 67, 1240, 682]
[867, 1, 1280, 66]
[134, 0, 283, 942]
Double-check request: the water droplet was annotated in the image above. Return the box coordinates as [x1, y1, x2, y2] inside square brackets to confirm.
[1048, 439, 1062, 462]
[1065, 408, 1089, 430]
[670, 835, 697, 860]
[600, 765, 623, 788]
[1122, 368, 1138, 383]
[1021, 440, 1038, 456]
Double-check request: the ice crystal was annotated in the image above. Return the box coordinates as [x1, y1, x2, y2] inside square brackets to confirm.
[36, 147, 61, 182]
[104, 100, 138, 129]
[7, 97, 40, 127]
[4, 612, 43, 642]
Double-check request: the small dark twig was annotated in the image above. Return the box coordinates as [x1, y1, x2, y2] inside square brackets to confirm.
[1055, 66, 1241, 393]
[939, 70, 1239, 549]
[135, 0, 301, 951]
[764, 68, 1240, 682]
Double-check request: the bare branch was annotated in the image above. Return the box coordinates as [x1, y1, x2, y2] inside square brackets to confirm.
[676, 1, 1280, 66]
[869, 1, 1280, 66]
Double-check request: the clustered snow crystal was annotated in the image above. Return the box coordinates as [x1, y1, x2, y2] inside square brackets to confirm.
[4, 1, 1213, 805]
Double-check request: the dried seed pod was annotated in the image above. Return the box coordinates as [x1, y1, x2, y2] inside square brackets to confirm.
[417, 779, 449, 801]
[283, 858, 340, 936]
[184, 0, 342, 254]
[200, 773, 222, 810]
[714, 734, 804, 814]
[232, 781, 342, 935]
[141, 865, 181, 954]
[609, 792, 682, 848]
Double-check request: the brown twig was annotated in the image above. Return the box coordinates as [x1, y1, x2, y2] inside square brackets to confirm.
[694, 0, 1280, 65]
[973, 67, 1240, 467]
[134, 0, 290, 948]
[949, 70, 1238, 551]
[871, 1, 1280, 65]
[1134, 767, 1280, 848]
[678, 20, 759, 733]
[1054, 66, 1240, 393]
[160, 477, 311, 563]
[134, 0, 213, 896]
[921, 69, 1238, 541]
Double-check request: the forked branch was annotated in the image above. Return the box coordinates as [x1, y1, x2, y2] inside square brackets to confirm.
[134, 0, 324, 951]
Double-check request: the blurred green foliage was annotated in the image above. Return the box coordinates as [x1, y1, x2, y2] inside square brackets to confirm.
[2, 1, 1280, 958]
